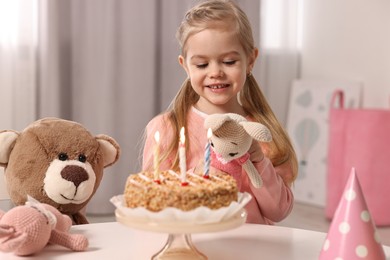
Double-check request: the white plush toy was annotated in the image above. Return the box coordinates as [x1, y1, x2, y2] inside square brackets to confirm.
[204, 113, 272, 188]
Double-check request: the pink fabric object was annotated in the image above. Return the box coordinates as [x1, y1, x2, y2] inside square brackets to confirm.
[0, 201, 88, 256]
[211, 150, 250, 189]
[320, 168, 385, 260]
[142, 107, 294, 224]
[327, 89, 390, 226]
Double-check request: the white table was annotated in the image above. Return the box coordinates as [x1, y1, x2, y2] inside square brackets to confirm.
[1, 221, 390, 260]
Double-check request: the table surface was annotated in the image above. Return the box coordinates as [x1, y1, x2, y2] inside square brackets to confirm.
[1, 221, 390, 260]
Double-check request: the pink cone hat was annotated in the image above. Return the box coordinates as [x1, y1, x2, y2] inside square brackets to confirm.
[319, 167, 386, 259]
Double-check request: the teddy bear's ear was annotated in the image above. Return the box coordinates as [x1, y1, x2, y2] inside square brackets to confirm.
[0, 130, 20, 166]
[204, 114, 232, 131]
[96, 135, 121, 168]
[240, 122, 272, 142]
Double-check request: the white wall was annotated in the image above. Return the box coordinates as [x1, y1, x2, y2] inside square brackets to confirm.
[300, 0, 390, 107]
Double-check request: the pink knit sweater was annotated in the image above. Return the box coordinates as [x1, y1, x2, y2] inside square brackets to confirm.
[142, 107, 294, 224]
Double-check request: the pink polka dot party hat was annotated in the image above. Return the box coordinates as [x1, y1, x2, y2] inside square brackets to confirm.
[319, 167, 385, 259]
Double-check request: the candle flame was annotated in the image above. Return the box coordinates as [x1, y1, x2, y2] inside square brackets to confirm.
[154, 131, 160, 143]
[207, 128, 212, 139]
[180, 127, 185, 144]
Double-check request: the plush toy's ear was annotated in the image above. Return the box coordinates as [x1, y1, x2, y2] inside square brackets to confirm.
[0, 130, 19, 166]
[96, 134, 121, 168]
[240, 122, 272, 142]
[204, 114, 231, 131]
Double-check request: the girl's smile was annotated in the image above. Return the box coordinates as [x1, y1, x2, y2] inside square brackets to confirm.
[207, 83, 230, 92]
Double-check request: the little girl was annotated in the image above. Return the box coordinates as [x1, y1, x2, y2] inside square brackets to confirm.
[142, 0, 298, 224]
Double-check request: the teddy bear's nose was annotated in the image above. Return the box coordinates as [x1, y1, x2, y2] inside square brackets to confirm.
[61, 165, 89, 187]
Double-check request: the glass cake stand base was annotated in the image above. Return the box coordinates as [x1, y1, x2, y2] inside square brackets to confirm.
[115, 209, 247, 259]
[152, 233, 206, 260]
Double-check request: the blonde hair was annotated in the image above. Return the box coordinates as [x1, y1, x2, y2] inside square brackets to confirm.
[159, 0, 298, 184]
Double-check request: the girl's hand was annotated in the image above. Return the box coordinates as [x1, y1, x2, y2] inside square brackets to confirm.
[248, 140, 264, 163]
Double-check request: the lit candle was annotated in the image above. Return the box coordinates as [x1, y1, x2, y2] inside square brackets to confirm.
[204, 128, 212, 178]
[153, 131, 160, 183]
[179, 127, 187, 185]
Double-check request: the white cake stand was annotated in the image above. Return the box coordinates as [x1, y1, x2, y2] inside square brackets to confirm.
[115, 208, 247, 259]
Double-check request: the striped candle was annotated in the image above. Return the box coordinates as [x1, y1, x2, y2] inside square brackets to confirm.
[204, 128, 212, 178]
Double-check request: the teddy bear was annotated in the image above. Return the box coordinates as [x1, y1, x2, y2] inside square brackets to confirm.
[0, 117, 121, 225]
[0, 198, 88, 256]
[204, 113, 272, 189]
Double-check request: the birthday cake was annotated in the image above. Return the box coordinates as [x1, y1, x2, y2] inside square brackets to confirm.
[123, 169, 238, 212]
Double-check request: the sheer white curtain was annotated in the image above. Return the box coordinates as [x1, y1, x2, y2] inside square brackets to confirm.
[1, 0, 261, 215]
[0, 1, 38, 204]
[259, 0, 302, 125]
[0, 1, 38, 130]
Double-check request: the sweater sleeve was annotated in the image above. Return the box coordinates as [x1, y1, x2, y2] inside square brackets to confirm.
[246, 157, 294, 223]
